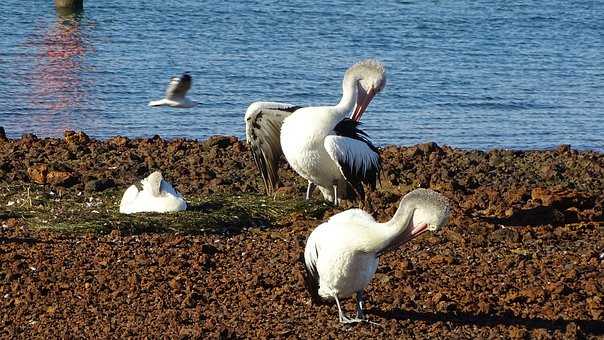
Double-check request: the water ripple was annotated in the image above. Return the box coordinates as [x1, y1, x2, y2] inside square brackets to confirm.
[0, 0, 602, 151]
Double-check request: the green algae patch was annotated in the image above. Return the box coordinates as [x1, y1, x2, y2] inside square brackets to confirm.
[0, 184, 330, 235]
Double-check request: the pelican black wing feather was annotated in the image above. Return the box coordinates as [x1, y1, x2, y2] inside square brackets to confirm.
[245, 102, 302, 194]
[326, 119, 381, 199]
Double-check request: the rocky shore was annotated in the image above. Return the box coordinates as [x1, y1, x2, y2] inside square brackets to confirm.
[1, 131, 602, 338]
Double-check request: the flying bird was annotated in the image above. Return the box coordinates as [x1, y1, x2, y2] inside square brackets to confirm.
[302, 188, 451, 323]
[119, 171, 187, 214]
[149, 72, 197, 108]
[245, 59, 386, 205]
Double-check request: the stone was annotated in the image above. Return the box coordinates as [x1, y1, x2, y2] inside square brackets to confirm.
[47, 170, 77, 186]
[108, 136, 129, 147]
[85, 179, 116, 192]
[64, 130, 90, 145]
[27, 164, 49, 184]
[417, 141, 440, 154]
[556, 144, 571, 154]
[204, 135, 238, 149]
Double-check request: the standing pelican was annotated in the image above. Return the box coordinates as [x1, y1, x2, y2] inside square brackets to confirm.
[245, 59, 386, 204]
[149, 72, 197, 108]
[303, 188, 451, 323]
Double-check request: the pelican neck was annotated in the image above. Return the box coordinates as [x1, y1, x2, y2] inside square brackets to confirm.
[334, 74, 358, 117]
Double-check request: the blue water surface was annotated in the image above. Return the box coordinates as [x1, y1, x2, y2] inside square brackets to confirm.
[1, 1, 602, 151]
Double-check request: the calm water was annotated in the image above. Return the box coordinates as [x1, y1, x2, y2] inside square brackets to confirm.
[1, 1, 603, 151]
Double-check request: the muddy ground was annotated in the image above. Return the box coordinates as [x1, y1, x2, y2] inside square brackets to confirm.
[0, 130, 602, 339]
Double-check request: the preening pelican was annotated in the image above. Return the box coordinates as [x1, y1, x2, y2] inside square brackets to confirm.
[302, 188, 451, 323]
[245, 59, 386, 204]
[149, 72, 197, 108]
[119, 171, 187, 214]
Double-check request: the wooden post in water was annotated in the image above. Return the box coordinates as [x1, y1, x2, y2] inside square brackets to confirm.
[55, 0, 83, 15]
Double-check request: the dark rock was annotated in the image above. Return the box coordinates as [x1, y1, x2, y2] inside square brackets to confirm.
[108, 136, 129, 147]
[0, 126, 6, 141]
[204, 135, 238, 149]
[417, 141, 440, 154]
[556, 144, 571, 154]
[85, 179, 116, 192]
[21, 133, 38, 143]
[201, 244, 219, 255]
[64, 130, 90, 145]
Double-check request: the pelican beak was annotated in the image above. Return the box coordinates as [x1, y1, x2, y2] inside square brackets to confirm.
[350, 87, 376, 122]
[400, 222, 430, 244]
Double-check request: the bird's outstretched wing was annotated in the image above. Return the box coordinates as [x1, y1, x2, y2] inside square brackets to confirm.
[245, 101, 302, 194]
[165, 73, 192, 100]
[324, 119, 380, 199]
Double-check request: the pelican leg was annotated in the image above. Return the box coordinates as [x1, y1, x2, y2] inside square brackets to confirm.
[355, 291, 365, 320]
[305, 181, 316, 200]
[334, 295, 364, 324]
[354, 291, 382, 326]
[333, 184, 338, 206]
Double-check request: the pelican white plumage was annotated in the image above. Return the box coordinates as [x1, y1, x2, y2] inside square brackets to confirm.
[245, 59, 386, 204]
[302, 188, 451, 323]
[149, 72, 197, 108]
[119, 171, 187, 214]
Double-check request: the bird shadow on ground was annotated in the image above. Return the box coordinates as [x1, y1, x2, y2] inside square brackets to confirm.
[369, 308, 604, 335]
[478, 206, 571, 227]
[0, 237, 41, 245]
[187, 201, 225, 212]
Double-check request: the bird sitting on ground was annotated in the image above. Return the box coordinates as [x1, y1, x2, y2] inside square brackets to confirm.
[149, 72, 197, 108]
[119, 171, 187, 214]
[302, 188, 451, 323]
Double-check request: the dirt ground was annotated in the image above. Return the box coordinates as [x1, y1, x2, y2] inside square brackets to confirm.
[0, 131, 602, 338]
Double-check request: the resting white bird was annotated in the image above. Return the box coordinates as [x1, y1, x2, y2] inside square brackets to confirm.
[149, 72, 197, 108]
[245, 59, 385, 205]
[119, 171, 187, 214]
[302, 188, 451, 323]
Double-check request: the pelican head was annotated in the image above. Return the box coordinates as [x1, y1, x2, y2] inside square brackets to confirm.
[387, 188, 451, 249]
[347, 59, 387, 121]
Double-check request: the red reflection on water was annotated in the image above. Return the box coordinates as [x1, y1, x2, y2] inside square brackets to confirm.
[27, 13, 95, 133]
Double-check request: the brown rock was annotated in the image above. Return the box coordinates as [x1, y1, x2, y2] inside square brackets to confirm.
[417, 141, 440, 154]
[430, 255, 456, 265]
[47, 170, 76, 186]
[27, 164, 48, 184]
[531, 187, 588, 209]
[108, 136, 129, 146]
[556, 144, 571, 154]
[64, 130, 90, 145]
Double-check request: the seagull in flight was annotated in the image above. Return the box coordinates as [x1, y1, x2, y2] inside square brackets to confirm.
[149, 72, 197, 108]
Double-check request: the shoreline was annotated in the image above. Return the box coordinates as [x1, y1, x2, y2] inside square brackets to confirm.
[1, 128, 603, 154]
[1, 130, 603, 338]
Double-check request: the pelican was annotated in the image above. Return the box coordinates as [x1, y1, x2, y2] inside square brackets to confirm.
[245, 59, 386, 204]
[149, 72, 197, 108]
[302, 188, 451, 323]
[119, 171, 187, 214]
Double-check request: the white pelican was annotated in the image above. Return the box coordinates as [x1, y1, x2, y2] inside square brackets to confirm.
[149, 72, 197, 108]
[303, 188, 451, 323]
[119, 171, 187, 214]
[245, 59, 386, 204]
